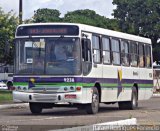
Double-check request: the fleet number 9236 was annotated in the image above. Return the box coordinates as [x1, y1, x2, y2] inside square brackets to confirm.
[64, 78, 75, 82]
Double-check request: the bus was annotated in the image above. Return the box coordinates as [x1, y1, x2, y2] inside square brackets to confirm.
[13, 23, 153, 114]
[0, 65, 13, 89]
[153, 65, 160, 92]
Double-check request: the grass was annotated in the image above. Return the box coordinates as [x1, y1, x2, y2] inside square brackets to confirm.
[0, 90, 13, 103]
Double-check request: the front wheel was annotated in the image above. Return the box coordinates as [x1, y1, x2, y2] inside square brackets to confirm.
[7, 81, 13, 90]
[29, 103, 43, 114]
[86, 87, 99, 114]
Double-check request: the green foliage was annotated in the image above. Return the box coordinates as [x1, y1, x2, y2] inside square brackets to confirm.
[113, 0, 160, 61]
[0, 90, 12, 103]
[0, 7, 18, 64]
[29, 8, 120, 31]
[113, 0, 160, 42]
[31, 8, 61, 23]
[64, 9, 120, 31]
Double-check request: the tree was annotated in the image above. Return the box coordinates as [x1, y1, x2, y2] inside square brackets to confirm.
[0, 7, 18, 65]
[112, 0, 160, 61]
[31, 8, 61, 23]
[27, 8, 120, 31]
[64, 9, 120, 31]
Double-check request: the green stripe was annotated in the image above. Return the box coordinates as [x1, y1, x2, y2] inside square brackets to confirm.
[102, 83, 118, 87]
[14, 82, 28, 86]
[36, 83, 76, 86]
[139, 84, 153, 87]
[14, 82, 152, 88]
[101, 87, 152, 90]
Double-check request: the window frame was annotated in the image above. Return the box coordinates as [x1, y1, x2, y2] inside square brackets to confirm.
[102, 36, 111, 65]
[92, 35, 101, 64]
[138, 43, 145, 68]
[145, 45, 152, 68]
[121, 40, 130, 67]
[129, 41, 138, 67]
[111, 38, 121, 66]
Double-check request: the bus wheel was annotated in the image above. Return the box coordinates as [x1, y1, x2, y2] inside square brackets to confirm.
[86, 87, 99, 114]
[29, 103, 43, 114]
[118, 87, 138, 110]
[7, 82, 13, 90]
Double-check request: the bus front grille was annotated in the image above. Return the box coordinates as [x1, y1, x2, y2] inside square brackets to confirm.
[32, 87, 60, 93]
[33, 94, 57, 102]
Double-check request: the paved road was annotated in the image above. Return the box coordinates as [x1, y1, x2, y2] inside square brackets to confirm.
[0, 97, 160, 130]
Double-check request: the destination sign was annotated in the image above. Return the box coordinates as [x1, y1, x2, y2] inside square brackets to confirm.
[16, 25, 79, 36]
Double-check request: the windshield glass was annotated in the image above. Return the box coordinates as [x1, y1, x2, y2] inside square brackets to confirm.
[15, 37, 81, 75]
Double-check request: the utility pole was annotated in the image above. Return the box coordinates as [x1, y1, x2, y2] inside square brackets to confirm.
[19, 0, 23, 24]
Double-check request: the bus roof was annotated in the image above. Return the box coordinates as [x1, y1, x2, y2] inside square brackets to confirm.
[16, 23, 151, 44]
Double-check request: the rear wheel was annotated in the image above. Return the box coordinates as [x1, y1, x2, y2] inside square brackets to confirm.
[86, 87, 99, 114]
[118, 87, 138, 110]
[29, 103, 43, 114]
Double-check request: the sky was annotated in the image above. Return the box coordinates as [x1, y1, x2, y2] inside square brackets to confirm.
[0, 0, 115, 20]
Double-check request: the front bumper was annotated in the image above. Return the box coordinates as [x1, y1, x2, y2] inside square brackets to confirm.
[13, 91, 88, 104]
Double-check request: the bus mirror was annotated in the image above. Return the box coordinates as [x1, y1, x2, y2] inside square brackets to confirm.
[82, 33, 88, 39]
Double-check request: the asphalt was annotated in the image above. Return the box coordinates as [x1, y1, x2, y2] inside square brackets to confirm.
[0, 102, 137, 130]
[0, 93, 160, 110]
[0, 93, 159, 130]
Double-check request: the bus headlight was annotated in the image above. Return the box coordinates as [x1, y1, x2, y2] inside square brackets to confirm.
[64, 87, 68, 91]
[23, 87, 27, 90]
[17, 86, 21, 90]
[70, 86, 74, 90]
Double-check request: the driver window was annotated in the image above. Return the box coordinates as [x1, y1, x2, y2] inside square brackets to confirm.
[54, 45, 67, 60]
[82, 38, 92, 75]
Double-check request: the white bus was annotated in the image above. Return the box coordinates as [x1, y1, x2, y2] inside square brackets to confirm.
[0, 65, 13, 89]
[13, 23, 153, 114]
[153, 65, 160, 92]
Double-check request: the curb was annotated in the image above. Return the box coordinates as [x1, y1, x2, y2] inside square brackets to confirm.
[0, 103, 28, 110]
[53, 118, 137, 131]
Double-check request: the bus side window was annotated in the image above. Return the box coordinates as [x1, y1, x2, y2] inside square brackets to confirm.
[111, 38, 120, 65]
[130, 42, 138, 67]
[102, 37, 111, 64]
[121, 40, 129, 66]
[138, 43, 145, 67]
[82, 39, 92, 75]
[92, 35, 101, 63]
[145, 45, 152, 68]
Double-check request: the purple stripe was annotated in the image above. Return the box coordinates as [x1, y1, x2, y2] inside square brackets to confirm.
[13, 76, 153, 85]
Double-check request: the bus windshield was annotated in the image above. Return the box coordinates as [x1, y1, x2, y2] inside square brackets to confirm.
[15, 37, 81, 75]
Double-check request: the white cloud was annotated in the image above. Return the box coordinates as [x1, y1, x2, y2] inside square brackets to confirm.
[0, 0, 115, 20]
[0, 0, 19, 14]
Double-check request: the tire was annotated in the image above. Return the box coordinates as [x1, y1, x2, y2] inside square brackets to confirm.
[86, 87, 99, 114]
[118, 86, 138, 110]
[29, 103, 43, 114]
[7, 81, 13, 90]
